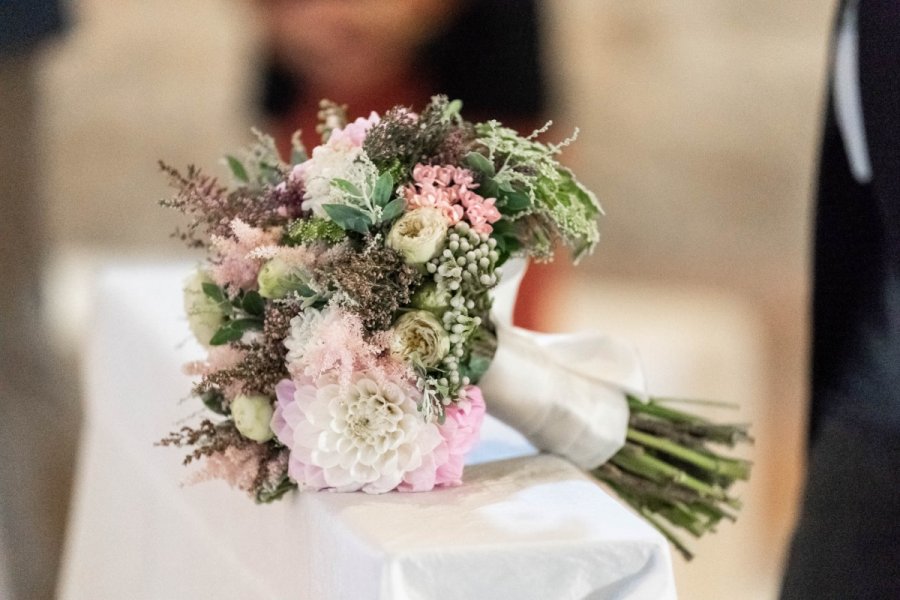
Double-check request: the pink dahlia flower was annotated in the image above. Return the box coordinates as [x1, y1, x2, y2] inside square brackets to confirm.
[433, 386, 487, 487]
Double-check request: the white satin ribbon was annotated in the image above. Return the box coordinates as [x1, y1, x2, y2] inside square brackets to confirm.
[480, 259, 646, 470]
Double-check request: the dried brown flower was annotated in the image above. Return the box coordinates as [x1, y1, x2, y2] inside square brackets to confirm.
[317, 239, 421, 332]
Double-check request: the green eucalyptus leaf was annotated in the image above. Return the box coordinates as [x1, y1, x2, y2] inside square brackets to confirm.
[380, 197, 406, 223]
[241, 290, 265, 316]
[465, 152, 495, 177]
[331, 178, 363, 199]
[323, 204, 372, 234]
[373, 171, 395, 207]
[225, 155, 249, 183]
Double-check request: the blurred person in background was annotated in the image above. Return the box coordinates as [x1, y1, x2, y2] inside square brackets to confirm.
[781, 1, 899, 598]
[253, 0, 565, 330]
[0, 1, 76, 599]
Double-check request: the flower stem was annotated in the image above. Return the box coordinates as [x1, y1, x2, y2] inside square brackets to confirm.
[626, 428, 752, 481]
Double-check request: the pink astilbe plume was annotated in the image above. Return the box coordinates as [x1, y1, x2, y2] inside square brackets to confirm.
[404, 164, 501, 234]
[186, 443, 269, 492]
[209, 218, 282, 290]
[247, 244, 321, 272]
[284, 307, 410, 391]
[183, 346, 247, 378]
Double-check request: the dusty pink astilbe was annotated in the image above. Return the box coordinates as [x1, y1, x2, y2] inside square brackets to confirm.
[247, 244, 321, 272]
[403, 164, 501, 234]
[183, 346, 247, 377]
[284, 306, 410, 391]
[186, 443, 268, 492]
[209, 218, 282, 290]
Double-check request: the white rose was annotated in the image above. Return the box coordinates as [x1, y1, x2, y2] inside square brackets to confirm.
[257, 257, 311, 299]
[231, 393, 274, 442]
[183, 270, 225, 347]
[386, 207, 447, 264]
[390, 310, 450, 368]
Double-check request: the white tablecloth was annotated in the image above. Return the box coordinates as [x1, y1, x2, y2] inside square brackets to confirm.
[58, 263, 676, 600]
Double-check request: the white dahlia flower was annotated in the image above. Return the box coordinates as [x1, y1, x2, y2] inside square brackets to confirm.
[273, 372, 444, 494]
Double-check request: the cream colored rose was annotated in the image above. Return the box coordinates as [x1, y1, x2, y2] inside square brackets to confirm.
[231, 393, 275, 442]
[390, 310, 450, 368]
[386, 207, 448, 264]
[183, 270, 226, 347]
[257, 257, 311, 299]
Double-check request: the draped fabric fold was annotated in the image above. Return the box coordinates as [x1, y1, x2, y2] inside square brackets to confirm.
[480, 260, 646, 470]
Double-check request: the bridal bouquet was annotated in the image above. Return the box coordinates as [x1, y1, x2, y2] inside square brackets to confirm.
[160, 97, 750, 559]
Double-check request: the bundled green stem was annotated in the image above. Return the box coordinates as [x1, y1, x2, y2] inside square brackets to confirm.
[593, 396, 752, 561]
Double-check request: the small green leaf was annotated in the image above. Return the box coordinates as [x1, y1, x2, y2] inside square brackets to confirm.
[201, 390, 228, 415]
[225, 155, 249, 183]
[323, 204, 372, 234]
[490, 219, 521, 266]
[208, 318, 263, 345]
[465, 152, 495, 177]
[443, 99, 463, 121]
[331, 178, 363, 199]
[209, 326, 243, 346]
[373, 171, 395, 207]
[380, 198, 406, 223]
[241, 290, 265, 316]
[462, 354, 492, 384]
[201, 282, 227, 304]
[258, 162, 282, 185]
[295, 283, 316, 298]
[501, 191, 531, 214]
[228, 317, 264, 332]
[480, 178, 500, 199]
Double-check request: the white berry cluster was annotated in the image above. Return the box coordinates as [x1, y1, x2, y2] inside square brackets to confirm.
[423, 221, 501, 412]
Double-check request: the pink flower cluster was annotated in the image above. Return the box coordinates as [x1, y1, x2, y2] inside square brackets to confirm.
[327, 111, 380, 148]
[404, 164, 501, 235]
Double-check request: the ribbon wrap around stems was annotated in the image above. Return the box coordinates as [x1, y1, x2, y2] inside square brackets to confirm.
[479, 259, 647, 470]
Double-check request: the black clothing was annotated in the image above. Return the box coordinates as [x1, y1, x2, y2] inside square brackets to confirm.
[781, 1, 900, 597]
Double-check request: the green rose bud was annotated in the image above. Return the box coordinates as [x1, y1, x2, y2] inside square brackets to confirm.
[231, 393, 274, 442]
[257, 257, 311, 299]
[386, 207, 448, 264]
[411, 282, 451, 317]
[183, 270, 225, 347]
[390, 310, 451, 368]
